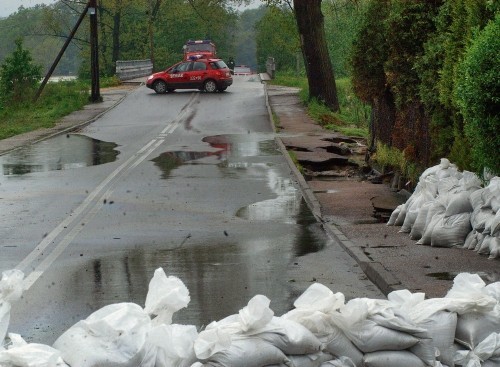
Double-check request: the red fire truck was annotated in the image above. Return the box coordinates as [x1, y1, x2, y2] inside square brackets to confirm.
[183, 39, 217, 60]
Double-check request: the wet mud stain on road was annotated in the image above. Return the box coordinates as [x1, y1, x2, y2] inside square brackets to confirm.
[0, 134, 119, 176]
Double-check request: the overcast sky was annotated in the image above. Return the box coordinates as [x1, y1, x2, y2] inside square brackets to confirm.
[0, 0, 261, 18]
[0, 0, 57, 18]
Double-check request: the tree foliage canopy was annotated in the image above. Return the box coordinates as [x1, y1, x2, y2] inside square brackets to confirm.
[351, 0, 498, 176]
[0, 38, 42, 103]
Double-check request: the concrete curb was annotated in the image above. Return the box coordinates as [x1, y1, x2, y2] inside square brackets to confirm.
[264, 82, 402, 296]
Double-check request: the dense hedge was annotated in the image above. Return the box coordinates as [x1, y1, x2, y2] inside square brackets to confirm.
[455, 14, 500, 175]
[351, 0, 498, 177]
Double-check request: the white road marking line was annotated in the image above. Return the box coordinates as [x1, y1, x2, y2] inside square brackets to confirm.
[17, 93, 199, 289]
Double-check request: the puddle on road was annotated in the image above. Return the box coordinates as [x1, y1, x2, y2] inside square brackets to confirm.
[63, 214, 326, 332]
[427, 271, 500, 282]
[151, 134, 278, 178]
[0, 134, 119, 176]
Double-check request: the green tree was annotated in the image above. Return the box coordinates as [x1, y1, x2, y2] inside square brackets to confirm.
[256, 5, 300, 73]
[0, 38, 42, 102]
[323, 0, 368, 78]
[455, 14, 500, 175]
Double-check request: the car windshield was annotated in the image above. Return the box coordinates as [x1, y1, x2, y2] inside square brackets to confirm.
[186, 44, 214, 52]
[213, 60, 228, 69]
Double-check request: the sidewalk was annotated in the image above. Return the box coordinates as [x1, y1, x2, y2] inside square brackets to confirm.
[266, 83, 499, 299]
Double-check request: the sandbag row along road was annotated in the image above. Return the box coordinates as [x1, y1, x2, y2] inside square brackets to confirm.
[264, 82, 499, 299]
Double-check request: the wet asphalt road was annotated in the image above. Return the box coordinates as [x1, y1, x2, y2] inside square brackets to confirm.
[0, 76, 382, 344]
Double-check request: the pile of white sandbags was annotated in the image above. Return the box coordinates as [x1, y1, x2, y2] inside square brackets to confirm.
[387, 158, 499, 259]
[2, 269, 499, 367]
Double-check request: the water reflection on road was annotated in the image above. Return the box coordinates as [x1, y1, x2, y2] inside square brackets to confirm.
[68, 197, 325, 330]
[0, 134, 118, 177]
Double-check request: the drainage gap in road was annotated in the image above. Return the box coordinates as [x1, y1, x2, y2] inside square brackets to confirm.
[0, 134, 119, 176]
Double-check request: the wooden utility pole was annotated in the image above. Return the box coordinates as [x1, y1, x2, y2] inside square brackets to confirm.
[89, 0, 101, 102]
[34, 2, 90, 102]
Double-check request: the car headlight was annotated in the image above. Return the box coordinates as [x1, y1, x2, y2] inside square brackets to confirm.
[147, 75, 154, 80]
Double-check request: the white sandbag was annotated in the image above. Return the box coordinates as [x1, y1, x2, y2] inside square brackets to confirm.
[200, 338, 291, 367]
[319, 357, 357, 367]
[401, 190, 435, 233]
[238, 295, 274, 332]
[417, 205, 446, 245]
[490, 211, 500, 236]
[463, 230, 478, 250]
[293, 283, 345, 313]
[437, 176, 460, 197]
[144, 268, 190, 325]
[253, 317, 323, 355]
[394, 204, 407, 226]
[388, 289, 456, 366]
[362, 350, 426, 367]
[387, 204, 402, 226]
[194, 324, 233, 360]
[0, 333, 68, 367]
[331, 298, 421, 352]
[53, 303, 151, 367]
[283, 309, 336, 339]
[0, 270, 24, 343]
[471, 208, 495, 232]
[420, 159, 448, 179]
[285, 352, 335, 367]
[488, 235, 500, 259]
[485, 282, 500, 301]
[482, 178, 500, 210]
[400, 208, 418, 233]
[455, 307, 500, 350]
[492, 197, 500, 213]
[473, 232, 486, 252]
[445, 191, 474, 217]
[459, 171, 483, 192]
[410, 201, 433, 240]
[469, 188, 485, 210]
[323, 325, 363, 367]
[282, 283, 345, 338]
[454, 332, 500, 367]
[483, 357, 500, 367]
[445, 273, 497, 314]
[476, 234, 500, 259]
[430, 212, 471, 247]
[339, 319, 420, 353]
[414, 311, 457, 367]
[145, 324, 198, 367]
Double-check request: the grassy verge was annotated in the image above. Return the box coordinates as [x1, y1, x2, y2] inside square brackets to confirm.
[0, 76, 121, 141]
[269, 72, 370, 137]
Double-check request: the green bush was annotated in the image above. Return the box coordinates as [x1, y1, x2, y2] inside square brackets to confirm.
[350, 0, 389, 103]
[455, 14, 500, 175]
[0, 38, 42, 103]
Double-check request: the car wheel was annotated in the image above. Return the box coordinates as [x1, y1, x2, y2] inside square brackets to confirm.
[166, 88, 175, 93]
[153, 80, 167, 94]
[204, 79, 217, 93]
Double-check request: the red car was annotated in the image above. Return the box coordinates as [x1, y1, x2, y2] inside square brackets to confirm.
[146, 57, 232, 94]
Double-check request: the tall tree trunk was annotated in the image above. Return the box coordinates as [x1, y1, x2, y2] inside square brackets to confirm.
[293, 0, 339, 111]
